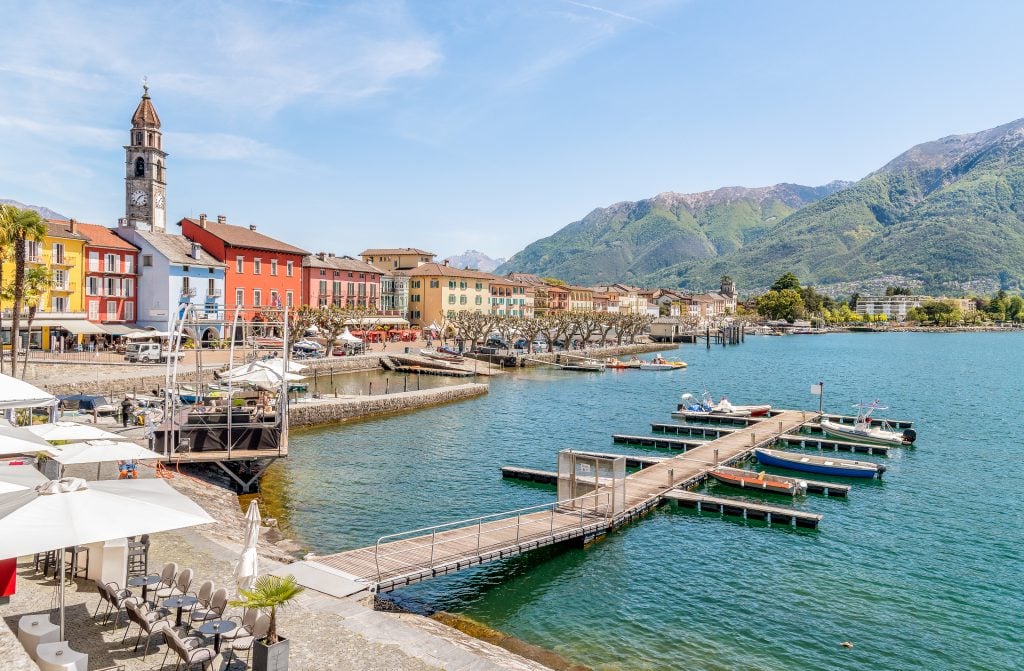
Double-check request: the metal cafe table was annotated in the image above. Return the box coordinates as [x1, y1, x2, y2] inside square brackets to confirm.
[162, 595, 198, 626]
[197, 620, 237, 653]
[127, 574, 161, 603]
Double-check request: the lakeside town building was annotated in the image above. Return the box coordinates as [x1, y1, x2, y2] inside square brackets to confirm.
[77, 222, 139, 331]
[405, 262, 494, 325]
[301, 253, 383, 309]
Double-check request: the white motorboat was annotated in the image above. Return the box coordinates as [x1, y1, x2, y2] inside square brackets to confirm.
[819, 401, 916, 446]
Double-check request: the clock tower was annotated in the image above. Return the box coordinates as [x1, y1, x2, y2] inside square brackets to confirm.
[124, 82, 167, 231]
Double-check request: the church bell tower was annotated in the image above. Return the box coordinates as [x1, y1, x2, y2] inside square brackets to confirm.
[124, 82, 167, 231]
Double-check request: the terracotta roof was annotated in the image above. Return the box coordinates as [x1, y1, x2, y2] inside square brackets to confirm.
[303, 254, 383, 274]
[131, 89, 161, 129]
[507, 273, 546, 286]
[44, 219, 88, 241]
[179, 218, 308, 255]
[74, 222, 139, 251]
[359, 247, 435, 257]
[130, 231, 227, 268]
[405, 263, 497, 281]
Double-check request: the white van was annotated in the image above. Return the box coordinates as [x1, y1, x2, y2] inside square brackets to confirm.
[124, 342, 184, 363]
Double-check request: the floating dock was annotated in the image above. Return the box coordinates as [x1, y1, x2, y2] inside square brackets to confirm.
[612, 434, 703, 451]
[664, 490, 822, 528]
[302, 409, 814, 593]
[823, 413, 913, 429]
[713, 466, 850, 497]
[670, 411, 763, 425]
[651, 423, 735, 438]
[778, 433, 892, 455]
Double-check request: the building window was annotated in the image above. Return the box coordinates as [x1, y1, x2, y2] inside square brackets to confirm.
[142, 255, 152, 267]
[333, 270, 340, 277]
[88, 301, 99, 320]
[235, 288, 244, 307]
[270, 290, 279, 306]
[448, 281, 456, 289]
[236, 256, 244, 273]
[410, 294, 420, 302]
[348, 272, 353, 278]
[286, 261, 294, 277]
[123, 278, 134, 297]
[181, 276, 190, 294]
[271, 259, 278, 276]
[125, 256, 133, 274]
[52, 243, 65, 265]
[319, 280, 328, 295]
[52, 296, 67, 311]
[319, 269, 326, 276]
[105, 277, 118, 297]
[347, 282, 354, 296]
[253, 289, 261, 307]
[460, 281, 467, 290]
[105, 254, 118, 272]
[106, 301, 117, 321]
[125, 301, 134, 321]
[135, 132, 143, 145]
[460, 295, 467, 305]
[448, 294, 456, 304]
[410, 280, 420, 288]
[430, 279, 439, 288]
[333, 281, 341, 297]
[286, 291, 294, 307]
[253, 258, 262, 275]
[208, 278, 215, 295]
[87, 277, 100, 295]
[475, 282, 482, 290]
[88, 251, 99, 272]
[475, 296, 482, 305]
[134, 157, 144, 177]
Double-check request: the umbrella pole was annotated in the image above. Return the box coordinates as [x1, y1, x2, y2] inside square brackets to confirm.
[58, 547, 65, 640]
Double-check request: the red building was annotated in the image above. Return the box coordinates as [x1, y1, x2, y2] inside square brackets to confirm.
[178, 214, 307, 323]
[76, 222, 140, 327]
[301, 253, 382, 309]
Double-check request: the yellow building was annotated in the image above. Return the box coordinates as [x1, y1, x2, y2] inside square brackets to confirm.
[406, 262, 495, 325]
[566, 285, 594, 312]
[358, 247, 435, 271]
[1, 220, 99, 350]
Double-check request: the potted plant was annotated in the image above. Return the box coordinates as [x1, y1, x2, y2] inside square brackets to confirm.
[230, 574, 304, 671]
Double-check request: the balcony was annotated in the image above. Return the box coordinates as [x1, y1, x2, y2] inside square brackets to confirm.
[208, 288, 222, 297]
[50, 283, 77, 293]
[26, 255, 43, 264]
[52, 254, 77, 267]
[180, 287, 197, 298]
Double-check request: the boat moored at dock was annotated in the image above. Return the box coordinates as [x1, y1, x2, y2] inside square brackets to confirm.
[820, 401, 916, 446]
[754, 448, 885, 478]
[709, 466, 807, 495]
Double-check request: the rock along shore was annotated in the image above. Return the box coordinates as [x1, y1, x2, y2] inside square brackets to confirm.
[288, 383, 488, 429]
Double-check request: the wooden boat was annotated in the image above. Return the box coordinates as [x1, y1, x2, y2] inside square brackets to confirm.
[420, 348, 465, 363]
[754, 448, 885, 478]
[710, 467, 806, 495]
[558, 358, 605, 372]
[820, 402, 915, 446]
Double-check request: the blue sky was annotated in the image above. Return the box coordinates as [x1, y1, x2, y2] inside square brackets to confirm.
[1, 0, 1023, 261]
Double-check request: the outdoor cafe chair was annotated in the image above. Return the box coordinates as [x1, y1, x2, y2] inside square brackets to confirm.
[187, 587, 227, 629]
[223, 613, 271, 669]
[161, 628, 216, 671]
[122, 599, 174, 660]
[94, 580, 137, 627]
[146, 562, 178, 599]
[179, 580, 214, 631]
[154, 567, 193, 601]
[220, 607, 257, 643]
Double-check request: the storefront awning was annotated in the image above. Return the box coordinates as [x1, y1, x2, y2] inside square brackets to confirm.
[101, 324, 137, 336]
[28, 317, 109, 335]
[344, 317, 410, 326]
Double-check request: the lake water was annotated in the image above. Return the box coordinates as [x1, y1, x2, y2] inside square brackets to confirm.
[265, 333, 1022, 670]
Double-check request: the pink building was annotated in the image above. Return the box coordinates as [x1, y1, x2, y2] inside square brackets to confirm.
[301, 253, 382, 309]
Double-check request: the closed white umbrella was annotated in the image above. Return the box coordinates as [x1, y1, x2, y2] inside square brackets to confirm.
[0, 422, 61, 457]
[0, 477, 215, 639]
[337, 328, 362, 343]
[27, 422, 122, 443]
[234, 500, 261, 592]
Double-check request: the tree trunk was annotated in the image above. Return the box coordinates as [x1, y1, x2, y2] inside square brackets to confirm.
[21, 305, 36, 379]
[11, 234, 25, 378]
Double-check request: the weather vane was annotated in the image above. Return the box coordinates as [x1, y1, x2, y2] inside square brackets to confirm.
[142, 75, 149, 94]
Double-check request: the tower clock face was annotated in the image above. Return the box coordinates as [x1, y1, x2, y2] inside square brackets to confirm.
[155, 193, 165, 209]
[130, 190, 148, 206]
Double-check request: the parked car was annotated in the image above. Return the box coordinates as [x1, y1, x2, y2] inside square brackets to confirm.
[485, 337, 508, 348]
[58, 394, 116, 415]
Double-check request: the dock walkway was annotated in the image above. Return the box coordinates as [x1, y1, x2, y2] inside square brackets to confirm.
[305, 410, 811, 593]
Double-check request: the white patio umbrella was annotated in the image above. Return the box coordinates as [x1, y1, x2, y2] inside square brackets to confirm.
[0, 421, 62, 457]
[227, 368, 304, 387]
[27, 422, 122, 443]
[337, 328, 362, 343]
[234, 500, 262, 592]
[0, 477, 215, 640]
[0, 372, 57, 409]
[217, 358, 307, 381]
[0, 462, 48, 494]
[52, 439, 163, 479]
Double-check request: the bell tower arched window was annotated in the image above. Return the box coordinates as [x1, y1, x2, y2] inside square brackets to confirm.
[134, 157, 145, 177]
[135, 131, 142, 145]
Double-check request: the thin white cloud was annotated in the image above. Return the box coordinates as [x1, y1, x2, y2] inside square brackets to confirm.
[561, 0, 658, 28]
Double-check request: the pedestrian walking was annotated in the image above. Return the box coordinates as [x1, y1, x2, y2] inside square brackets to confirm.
[121, 396, 133, 428]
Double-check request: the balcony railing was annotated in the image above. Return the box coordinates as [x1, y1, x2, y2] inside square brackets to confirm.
[52, 254, 77, 267]
[181, 287, 197, 297]
[50, 282, 77, 293]
[208, 288, 222, 297]
[26, 255, 43, 264]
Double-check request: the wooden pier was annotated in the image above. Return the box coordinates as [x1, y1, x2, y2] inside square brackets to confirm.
[651, 423, 735, 438]
[823, 413, 914, 429]
[670, 411, 763, 425]
[612, 434, 703, 451]
[664, 490, 822, 528]
[303, 409, 813, 593]
[778, 433, 892, 455]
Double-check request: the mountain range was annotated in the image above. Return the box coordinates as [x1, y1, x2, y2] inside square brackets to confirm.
[444, 250, 506, 273]
[498, 118, 1024, 294]
[0, 199, 68, 221]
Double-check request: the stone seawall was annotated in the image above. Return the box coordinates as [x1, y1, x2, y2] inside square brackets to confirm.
[289, 383, 488, 429]
[33, 367, 212, 398]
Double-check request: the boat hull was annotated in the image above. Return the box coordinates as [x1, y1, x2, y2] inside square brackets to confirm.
[754, 448, 882, 478]
[820, 420, 907, 446]
[709, 470, 798, 495]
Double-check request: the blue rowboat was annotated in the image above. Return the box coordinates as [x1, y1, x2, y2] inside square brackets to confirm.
[754, 448, 884, 478]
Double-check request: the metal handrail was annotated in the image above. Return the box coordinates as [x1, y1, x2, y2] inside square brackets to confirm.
[373, 490, 613, 585]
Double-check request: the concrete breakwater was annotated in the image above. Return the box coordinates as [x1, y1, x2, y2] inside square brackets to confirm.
[513, 342, 674, 366]
[289, 383, 488, 429]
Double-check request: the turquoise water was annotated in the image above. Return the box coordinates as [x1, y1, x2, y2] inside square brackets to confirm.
[274, 334, 1023, 670]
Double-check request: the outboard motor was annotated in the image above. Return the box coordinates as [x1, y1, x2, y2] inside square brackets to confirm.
[902, 428, 917, 444]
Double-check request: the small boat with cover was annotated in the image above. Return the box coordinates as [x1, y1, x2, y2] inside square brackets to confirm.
[639, 354, 687, 370]
[754, 448, 885, 478]
[819, 400, 916, 446]
[420, 348, 465, 363]
[678, 392, 770, 417]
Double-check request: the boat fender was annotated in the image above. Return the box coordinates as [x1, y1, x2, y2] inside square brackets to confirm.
[840, 641, 854, 649]
[797, 480, 808, 493]
[902, 428, 917, 444]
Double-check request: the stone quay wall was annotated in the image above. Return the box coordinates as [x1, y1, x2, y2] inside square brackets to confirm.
[289, 383, 488, 429]
[515, 342, 675, 366]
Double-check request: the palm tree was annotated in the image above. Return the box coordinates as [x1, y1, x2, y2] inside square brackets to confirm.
[20, 267, 52, 378]
[229, 574, 304, 645]
[0, 203, 16, 375]
[0, 207, 47, 377]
